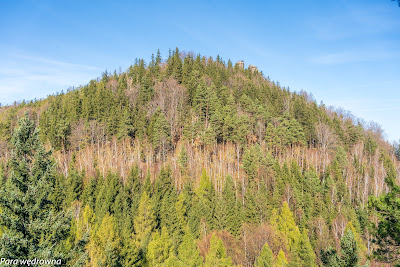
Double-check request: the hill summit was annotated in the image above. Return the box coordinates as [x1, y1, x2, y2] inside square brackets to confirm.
[0, 48, 399, 266]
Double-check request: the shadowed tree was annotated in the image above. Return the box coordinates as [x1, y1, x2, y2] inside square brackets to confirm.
[369, 170, 400, 264]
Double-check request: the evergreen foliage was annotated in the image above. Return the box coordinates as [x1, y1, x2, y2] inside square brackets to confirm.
[205, 234, 232, 267]
[0, 115, 71, 260]
[369, 169, 400, 264]
[0, 49, 397, 266]
[255, 242, 274, 267]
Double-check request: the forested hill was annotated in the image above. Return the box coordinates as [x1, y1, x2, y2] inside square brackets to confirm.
[0, 48, 399, 266]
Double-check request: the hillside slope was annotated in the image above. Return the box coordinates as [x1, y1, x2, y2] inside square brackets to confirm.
[0, 48, 399, 266]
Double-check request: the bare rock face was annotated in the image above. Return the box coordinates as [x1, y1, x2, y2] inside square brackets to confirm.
[236, 60, 244, 69]
[248, 65, 258, 73]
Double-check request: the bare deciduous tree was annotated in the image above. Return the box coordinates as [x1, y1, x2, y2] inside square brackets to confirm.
[150, 78, 188, 141]
[315, 122, 337, 153]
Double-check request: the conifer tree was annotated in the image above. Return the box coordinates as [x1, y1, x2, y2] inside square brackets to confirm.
[143, 171, 152, 196]
[255, 242, 274, 267]
[146, 227, 173, 266]
[94, 173, 121, 222]
[320, 246, 340, 267]
[153, 167, 174, 228]
[223, 175, 242, 236]
[76, 205, 95, 242]
[369, 170, 400, 263]
[50, 173, 67, 212]
[288, 118, 306, 146]
[265, 123, 279, 151]
[155, 49, 162, 75]
[124, 191, 155, 266]
[275, 250, 288, 267]
[87, 213, 121, 266]
[192, 169, 215, 235]
[244, 189, 258, 223]
[344, 222, 366, 260]
[321, 228, 359, 267]
[117, 107, 134, 139]
[233, 115, 250, 145]
[139, 74, 153, 103]
[172, 47, 183, 83]
[242, 144, 264, 185]
[298, 230, 316, 267]
[65, 168, 83, 207]
[213, 195, 228, 230]
[81, 177, 99, 210]
[275, 201, 301, 252]
[340, 229, 359, 267]
[125, 165, 142, 214]
[0, 115, 71, 259]
[135, 191, 156, 242]
[194, 80, 212, 124]
[182, 54, 194, 87]
[178, 228, 203, 267]
[152, 110, 170, 159]
[271, 201, 304, 265]
[204, 234, 232, 267]
[255, 180, 269, 224]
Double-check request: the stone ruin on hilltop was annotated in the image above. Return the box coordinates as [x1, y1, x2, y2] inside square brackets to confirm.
[235, 60, 258, 73]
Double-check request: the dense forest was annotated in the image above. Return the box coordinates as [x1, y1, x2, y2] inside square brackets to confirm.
[0, 48, 399, 266]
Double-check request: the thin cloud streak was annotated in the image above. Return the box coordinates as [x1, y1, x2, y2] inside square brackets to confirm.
[0, 53, 101, 104]
[14, 54, 101, 71]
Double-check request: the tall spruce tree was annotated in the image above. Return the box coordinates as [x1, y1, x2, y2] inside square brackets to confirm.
[178, 228, 203, 267]
[223, 175, 242, 236]
[87, 213, 121, 266]
[275, 250, 288, 267]
[369, 170, 400, 264]
[340, 229, 359, 267]
[0, 115, 71, 259]
[255, 242, 274, 267]
[146, 227, 174, 266]
[204, 234, 232, 267]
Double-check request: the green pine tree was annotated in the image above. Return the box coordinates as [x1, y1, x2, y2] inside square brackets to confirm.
[204, 234, 232, 267]
[255, 242, 274, 267]
[178, 228, 203, 267]
[87, 213, 121, 266]
[123, 191, 155, 266]
[320, 246, 340, 267]
[298, 230, 316, 267]
[0, 115, 72, 260]
[64, 168, 83, 207]
[275, 250, 288, 267]
[340, 229, 359, 267]
[369, 170, 400, 263]
[223, 175, 242, 236]
[146, 227, 174, 266]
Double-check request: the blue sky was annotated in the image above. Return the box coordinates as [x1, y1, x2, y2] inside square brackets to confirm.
[0, 0, 399, 142]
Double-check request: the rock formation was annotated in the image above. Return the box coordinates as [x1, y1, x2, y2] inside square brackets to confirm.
[248, 64, 258, 73]
[236, 60, 244, 69]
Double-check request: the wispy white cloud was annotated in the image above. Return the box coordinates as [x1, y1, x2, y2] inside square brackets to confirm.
[0, 52, 101, 104]
[14, 54, 100, 70]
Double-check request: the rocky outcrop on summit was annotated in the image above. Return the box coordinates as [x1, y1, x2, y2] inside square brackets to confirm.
[236, 60, 244, 69]
[248, 64, 258, 73]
